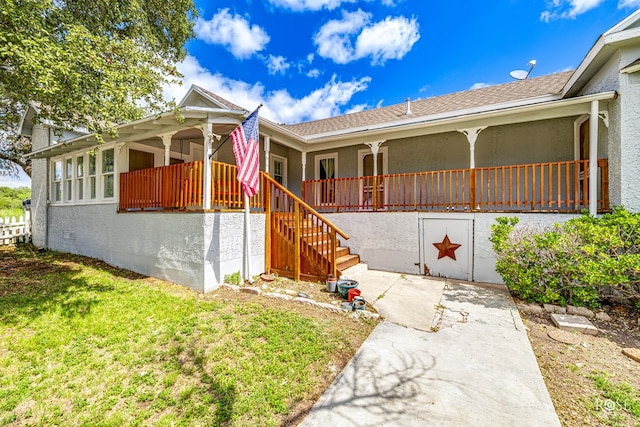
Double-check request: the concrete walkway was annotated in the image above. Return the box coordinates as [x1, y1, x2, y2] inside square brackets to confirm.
[300, 270, 560, 427]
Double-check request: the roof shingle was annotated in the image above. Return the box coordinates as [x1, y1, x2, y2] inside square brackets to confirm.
[282, 71, 574, 137]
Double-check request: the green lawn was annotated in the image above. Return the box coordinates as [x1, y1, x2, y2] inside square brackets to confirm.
[0, 245, 375, 426]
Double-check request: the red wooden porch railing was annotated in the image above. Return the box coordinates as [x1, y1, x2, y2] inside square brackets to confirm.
[119, 161, 264, 211]
[302, 159, 610, 213]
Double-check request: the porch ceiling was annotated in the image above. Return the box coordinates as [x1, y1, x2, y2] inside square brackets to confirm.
[25, 107, 245, 159]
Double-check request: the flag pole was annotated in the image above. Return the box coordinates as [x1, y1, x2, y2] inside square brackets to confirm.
[244, 192, 252, 283]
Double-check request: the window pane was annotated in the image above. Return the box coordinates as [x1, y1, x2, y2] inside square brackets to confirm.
[77, 179, 84, 200]
[89, 153, 96, 175]
[54, 160, 62, 181]
[104, 175, 114, 198]
[66, 180, 72, 201]
[102, 149, 114, 173]
[77, 156, 84, 177]
[90, 177, 96, 199]
[54, 182, 61, 202]
[65, 159, 73, 179]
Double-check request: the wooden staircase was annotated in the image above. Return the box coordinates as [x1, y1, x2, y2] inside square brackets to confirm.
[336, 244, 361, 273]
[263, 173, 361, 282]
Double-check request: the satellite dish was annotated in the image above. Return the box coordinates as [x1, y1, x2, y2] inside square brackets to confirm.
[510, 59, 537, 80]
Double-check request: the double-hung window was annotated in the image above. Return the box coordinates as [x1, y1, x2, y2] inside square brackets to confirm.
[101, 148, 115, 198]
[65, 158, 73, 202]
[53, 160, 63, 202]
[76, 156, 84, 201]
[88, 153, 97, 200]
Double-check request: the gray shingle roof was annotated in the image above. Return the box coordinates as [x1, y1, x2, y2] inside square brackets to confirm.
[282, 71, 574, 137]
[193, 86, 247, 112]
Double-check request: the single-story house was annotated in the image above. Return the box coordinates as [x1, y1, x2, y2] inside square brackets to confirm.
[22, 10, 640, 292]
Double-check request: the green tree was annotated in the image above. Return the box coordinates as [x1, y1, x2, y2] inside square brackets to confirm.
[0, 0, 197, 176]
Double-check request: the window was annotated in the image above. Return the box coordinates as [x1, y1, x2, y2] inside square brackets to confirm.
[315, 153, 338, 205]
[270, 154, 287, 186]
[88, 152, 97, 200]
[129, 149, 154, 171]
[102, 148, 115, 198]
[50, 147, 117, 204]
[65, 158, 73, 201]
[53, 160, 62, 202]
[76, 156, 84, 201]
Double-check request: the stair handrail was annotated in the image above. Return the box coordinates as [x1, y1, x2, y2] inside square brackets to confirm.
[262, 172, 349, 239]
[263, 172, 349, 280]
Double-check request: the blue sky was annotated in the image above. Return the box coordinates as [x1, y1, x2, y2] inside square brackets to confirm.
[5, 0, 639, 189]
[163, 0, 640, 125]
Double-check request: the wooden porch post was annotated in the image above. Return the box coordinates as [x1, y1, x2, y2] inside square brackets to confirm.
[294, 203, 301, 281]
[589, 100, 599, 216]
[159, 131, 177, 166]
[199, 124, 214, 210]
[264, 174, 272, 273]
[264, 135, 271, 174]
[458, 127, 486, 210]
[365, 141, 384, 210]
[301, 152, 307, 181]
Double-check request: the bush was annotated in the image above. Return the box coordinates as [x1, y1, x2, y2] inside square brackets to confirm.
[490, 207, 640, 308]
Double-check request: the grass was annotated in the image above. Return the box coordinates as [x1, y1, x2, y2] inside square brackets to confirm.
[588, 371, 640, 426]
[0, 245, 375, 426]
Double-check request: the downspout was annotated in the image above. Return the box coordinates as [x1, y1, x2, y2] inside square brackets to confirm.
[45, 127, 52, 248]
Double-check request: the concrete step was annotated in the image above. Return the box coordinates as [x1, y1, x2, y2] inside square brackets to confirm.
[340, 262, 368, 277]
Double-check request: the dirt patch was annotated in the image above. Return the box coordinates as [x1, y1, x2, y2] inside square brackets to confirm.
[523, 305, 640, 427]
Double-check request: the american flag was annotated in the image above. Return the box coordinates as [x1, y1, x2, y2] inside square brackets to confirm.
[230, 108, 260, 198]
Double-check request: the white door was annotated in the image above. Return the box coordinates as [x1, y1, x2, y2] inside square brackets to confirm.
[420, 216, 473, 281]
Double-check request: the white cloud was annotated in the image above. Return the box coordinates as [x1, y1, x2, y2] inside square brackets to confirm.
[470, 82, 492, 90]
[314, 9, 420, 65]
[165, 56, 371, 124]
[540, 0, 604, 22]
[356, 15, 421, 65]
[266, 55, 291, 75]
[306, 68, 321, 78]
[268, 0, 357, 12]
[618, 0, 640, 7]
[195, 9, 270, 59]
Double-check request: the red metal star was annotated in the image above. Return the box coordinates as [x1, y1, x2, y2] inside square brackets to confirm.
[433, 235, 462, 260]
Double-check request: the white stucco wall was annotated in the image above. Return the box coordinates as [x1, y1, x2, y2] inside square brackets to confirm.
[203, 212, 265, 292]
[46, 205, 265, 292]
[325, 212, 580, 284]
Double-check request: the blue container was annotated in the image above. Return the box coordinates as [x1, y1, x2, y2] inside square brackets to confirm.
[337, 279, 358, 299]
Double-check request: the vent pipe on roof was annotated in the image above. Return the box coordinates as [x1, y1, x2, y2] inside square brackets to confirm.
[405, 97, 412, 115]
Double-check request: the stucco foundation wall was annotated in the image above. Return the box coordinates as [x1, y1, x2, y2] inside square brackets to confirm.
[325, 212, 421, 274]
[203, 212, 265, 293]
[325, 212, 580, 284]
[46, 206, 266, 292]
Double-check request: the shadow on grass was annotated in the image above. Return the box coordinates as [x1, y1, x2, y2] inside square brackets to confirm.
[180, 345, 237, 425]
[0, 244, 146, 324]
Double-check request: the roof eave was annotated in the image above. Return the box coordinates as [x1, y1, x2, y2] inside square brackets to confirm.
[302, 93, 562, 140]
[563, 25, 640, 97]
[304, 91, 616, 148]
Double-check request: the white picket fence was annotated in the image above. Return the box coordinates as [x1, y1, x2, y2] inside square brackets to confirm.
[0, 212, 31, 245]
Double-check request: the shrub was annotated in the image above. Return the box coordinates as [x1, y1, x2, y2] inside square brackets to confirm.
[490, 207, 640, 308]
